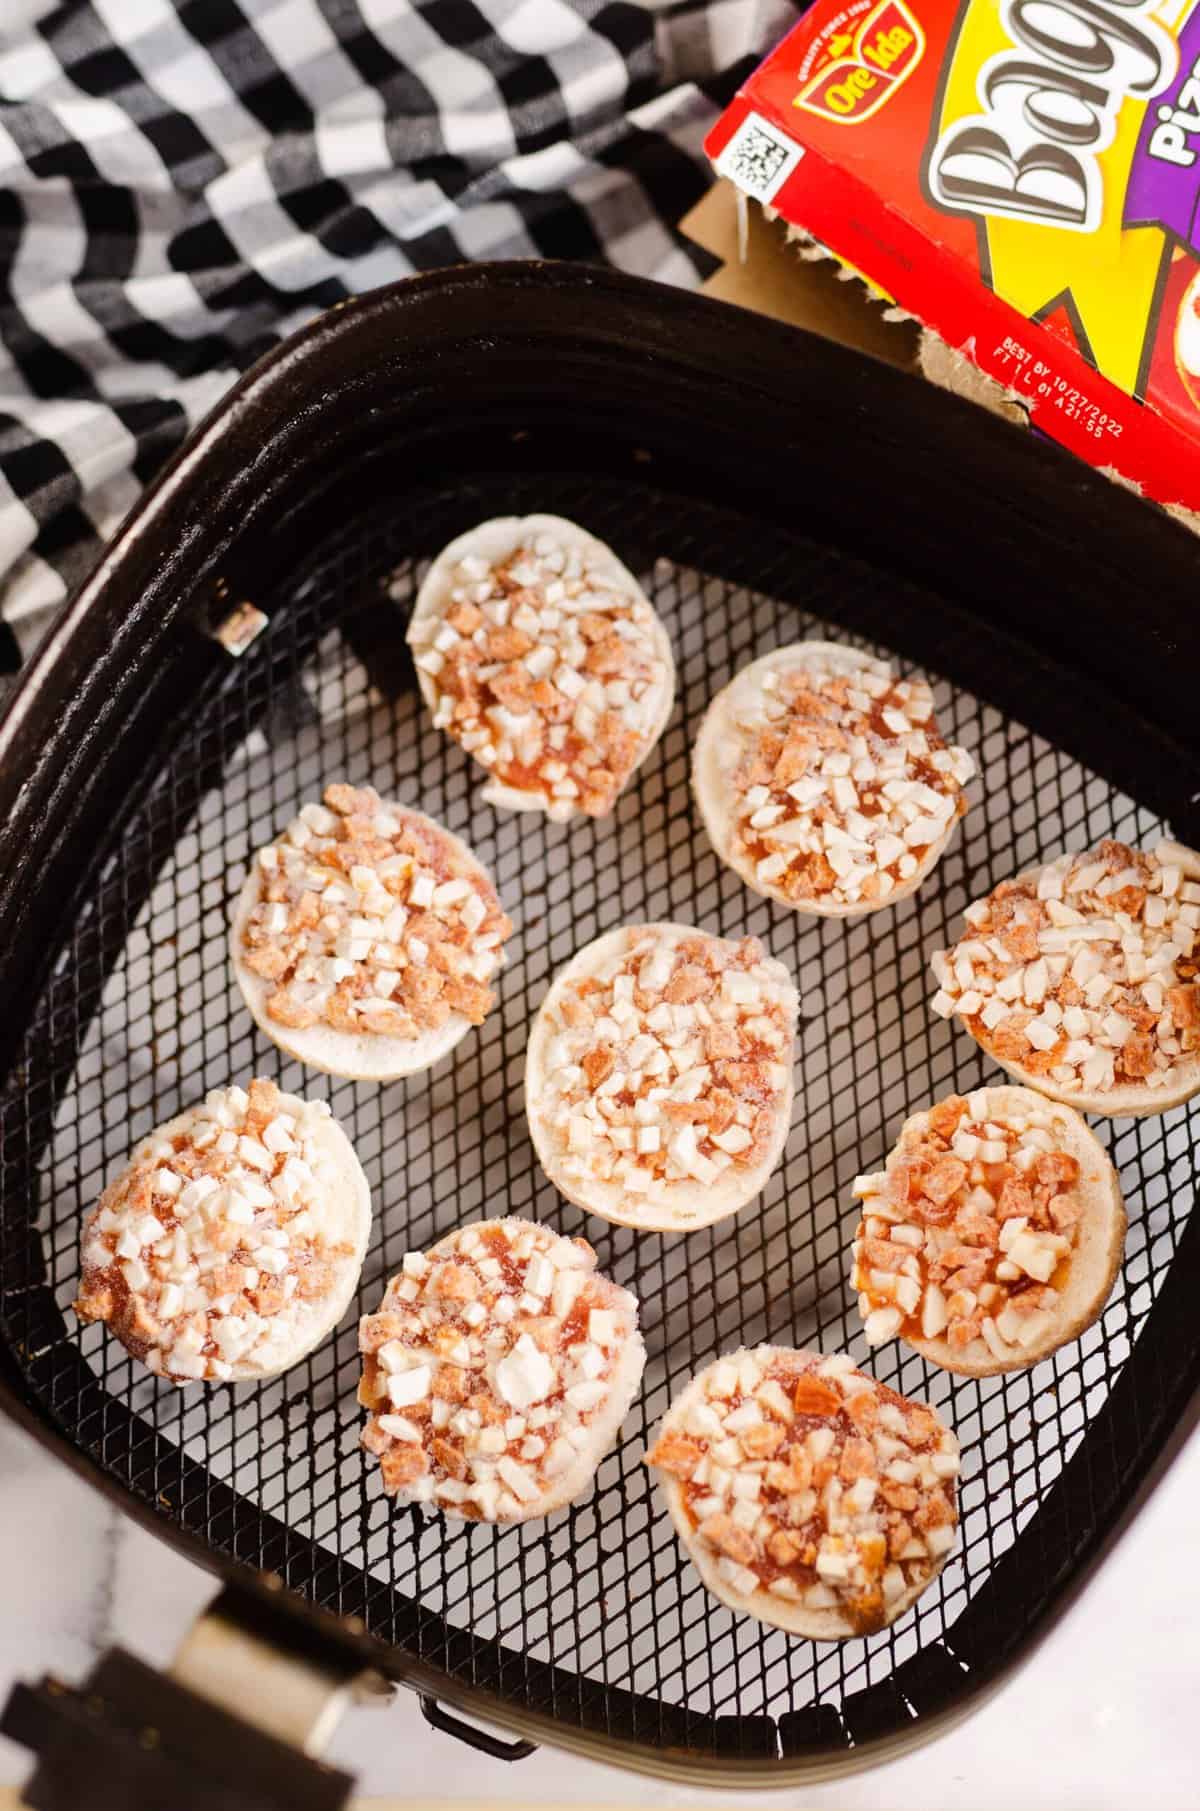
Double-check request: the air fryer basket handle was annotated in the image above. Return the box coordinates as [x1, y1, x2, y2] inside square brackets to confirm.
[419, 1694, 537, 1761]
[1, 1587, 367, 1811]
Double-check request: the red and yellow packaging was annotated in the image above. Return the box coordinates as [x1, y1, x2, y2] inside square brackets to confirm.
[706, 0, 1200, 513]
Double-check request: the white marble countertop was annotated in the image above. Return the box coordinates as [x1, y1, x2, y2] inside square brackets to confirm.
[1, 1406, 1197, 1808]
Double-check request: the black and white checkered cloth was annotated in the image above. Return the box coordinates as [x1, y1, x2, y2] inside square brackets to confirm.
[0, 0, 792, 667]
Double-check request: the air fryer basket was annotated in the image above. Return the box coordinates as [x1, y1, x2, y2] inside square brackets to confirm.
[1, 265, 1198, 1790]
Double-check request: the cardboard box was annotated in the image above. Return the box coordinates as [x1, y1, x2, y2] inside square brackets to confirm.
[703, 0, 1200, 516]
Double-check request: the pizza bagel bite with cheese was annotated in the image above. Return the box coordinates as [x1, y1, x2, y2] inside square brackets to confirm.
[525, 923, 798, 1232]
[692, 641, 973, 916]
[359, 1217, 644, 1523]
[74, 1079, 369, 1384]
[408, 514, 674, 821]
[232, 783, 512, 1081]
[931, 839, 1200, 1114]
[851, 1086, 1126, 1375]
[647, 1346, 959, 1638]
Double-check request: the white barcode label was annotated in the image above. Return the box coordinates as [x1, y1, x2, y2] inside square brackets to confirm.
[714, 112, 805, 204]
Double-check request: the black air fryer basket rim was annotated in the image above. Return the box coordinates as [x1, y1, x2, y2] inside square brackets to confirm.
[0, 262, 1198, 1788]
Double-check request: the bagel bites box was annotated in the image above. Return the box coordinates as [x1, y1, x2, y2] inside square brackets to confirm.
[705, 0, 1200, 514]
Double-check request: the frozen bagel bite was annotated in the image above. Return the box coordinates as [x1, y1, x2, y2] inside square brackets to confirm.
[232, 784, 512, 1081]
[525, 924, 798, 1232]
[647, 1347, 959, 1638]
[693, 642, 973, 915]
[851, 1086, 1126, 1375]
[407, 514, 674, 820]
[73, 1080, 369, 1384]
[359, 1217, 644, 1522]
[931, 839, 1200, 1114]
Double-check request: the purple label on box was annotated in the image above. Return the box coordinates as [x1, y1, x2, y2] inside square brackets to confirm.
[1127, 8, 1200, 248]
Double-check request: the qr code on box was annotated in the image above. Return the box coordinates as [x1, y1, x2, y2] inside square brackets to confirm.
[714, 112, 805, 204]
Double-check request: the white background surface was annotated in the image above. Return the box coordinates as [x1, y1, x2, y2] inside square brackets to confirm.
[1, 1408, 1196, 1808]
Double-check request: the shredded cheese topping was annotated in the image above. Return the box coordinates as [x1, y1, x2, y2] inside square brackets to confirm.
[531, 927, 796, 1223]
[239, 784, 511, 1041]
[360, 1218, 640, 1521]
[74, 1080, 359, 1382]
[713, 650, 972, 909]
[932, 841, 1200, 1096]
[853, 1091, 1090, 1363]
[410, 532, 669, 818]
[648, 1348, 958, 1632]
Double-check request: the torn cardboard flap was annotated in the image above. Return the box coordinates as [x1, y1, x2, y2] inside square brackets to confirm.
[682, 183, 1029, 428]
[680, 183, 919, 369]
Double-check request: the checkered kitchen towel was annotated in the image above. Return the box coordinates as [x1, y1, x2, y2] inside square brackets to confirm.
[0, 0, 793, 667]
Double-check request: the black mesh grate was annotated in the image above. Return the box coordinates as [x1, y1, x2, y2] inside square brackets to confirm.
[2, 471, 1197, 1770]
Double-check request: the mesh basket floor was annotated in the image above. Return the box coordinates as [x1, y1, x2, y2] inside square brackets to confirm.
[4, 472, 1195, 1763]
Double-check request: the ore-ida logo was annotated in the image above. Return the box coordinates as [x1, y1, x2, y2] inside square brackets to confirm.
[795, 0, 926, 124]
[926, 0, 1179, 234]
